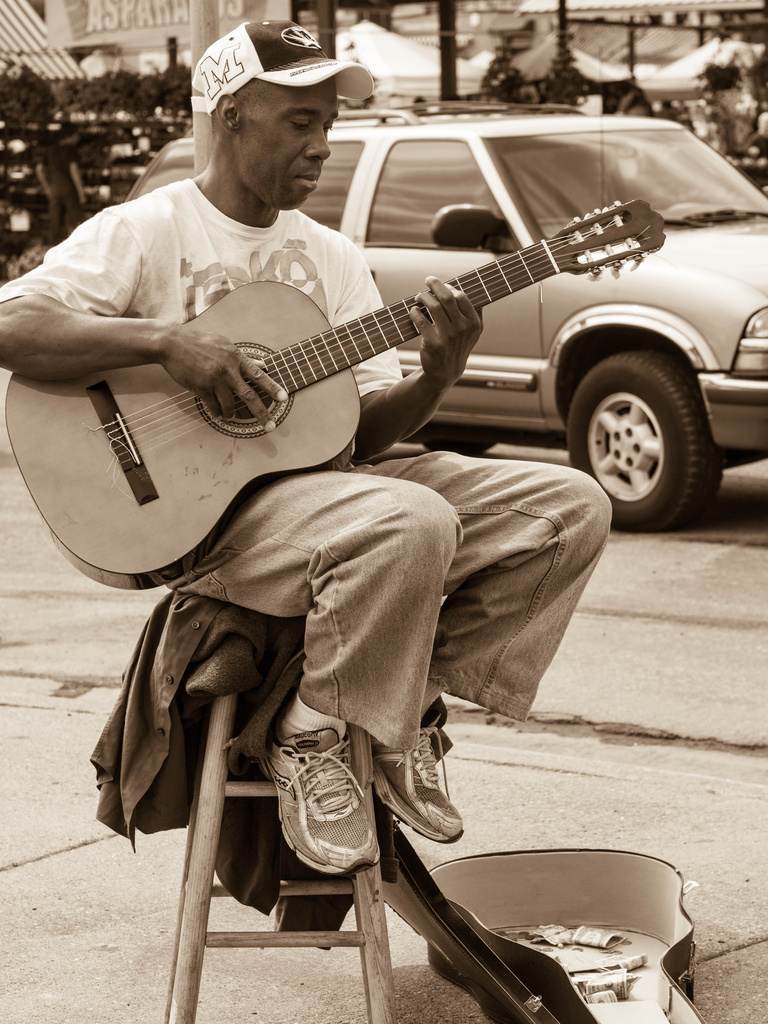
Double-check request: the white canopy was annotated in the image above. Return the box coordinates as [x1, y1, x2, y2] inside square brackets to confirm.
[335, 21, 485, 100]
[512, 33, 630, 84]
[637, 38, 764, 100]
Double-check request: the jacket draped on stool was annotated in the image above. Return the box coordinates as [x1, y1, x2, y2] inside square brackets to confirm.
[90, 591, 357, 926]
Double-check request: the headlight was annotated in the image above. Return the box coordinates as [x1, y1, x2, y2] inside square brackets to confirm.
[745, 309, 768, 338]
[733, 310, 768, 375]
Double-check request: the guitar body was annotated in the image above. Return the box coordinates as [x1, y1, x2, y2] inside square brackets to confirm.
[5, 282, 361, 589]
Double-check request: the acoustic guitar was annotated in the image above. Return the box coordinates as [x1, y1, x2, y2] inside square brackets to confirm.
[5, 200, 664, 590]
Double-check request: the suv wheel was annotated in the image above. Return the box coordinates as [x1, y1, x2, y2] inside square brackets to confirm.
[567, 350, 723, 531]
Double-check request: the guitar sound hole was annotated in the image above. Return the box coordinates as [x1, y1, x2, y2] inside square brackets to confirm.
[197, 341, 292, 438]
[231, 391, 275, 421]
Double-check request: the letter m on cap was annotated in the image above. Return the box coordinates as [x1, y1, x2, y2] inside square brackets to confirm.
[198, 41, 246, 104]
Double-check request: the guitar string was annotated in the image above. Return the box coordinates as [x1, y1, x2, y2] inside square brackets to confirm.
[105, 258, 536, 452]
[105, 223, 625, 444]
[242, 226, 624, 404]
[106, 226, 649, 461]
[107, 252, 554, 456]
[105, 237, 644, 463]
[103, 219, 648, 458]
[108, 241, 564, 436]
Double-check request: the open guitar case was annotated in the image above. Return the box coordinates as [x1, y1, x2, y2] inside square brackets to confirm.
[384, 828, 707, 1024]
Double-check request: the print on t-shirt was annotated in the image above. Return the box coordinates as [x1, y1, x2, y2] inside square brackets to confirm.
[181, 237, 329, 322]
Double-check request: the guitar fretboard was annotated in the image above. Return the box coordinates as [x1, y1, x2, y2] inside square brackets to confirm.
[260, 239, 561, 396]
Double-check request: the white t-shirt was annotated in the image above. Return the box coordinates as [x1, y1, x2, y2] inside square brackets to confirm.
[0, 179, 402, 397]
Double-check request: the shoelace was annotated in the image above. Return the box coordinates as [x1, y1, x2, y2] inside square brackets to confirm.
[290, 738, 361, 818]
[409, 725, 452, 800]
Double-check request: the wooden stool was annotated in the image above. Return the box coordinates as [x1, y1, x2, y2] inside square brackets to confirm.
[165, 693, 397, 1024]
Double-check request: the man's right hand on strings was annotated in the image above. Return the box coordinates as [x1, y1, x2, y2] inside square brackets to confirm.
[158, 322, 288, 427]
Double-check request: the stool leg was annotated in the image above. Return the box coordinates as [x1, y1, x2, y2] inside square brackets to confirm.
[164, 714, 209, 1024]
[169, 694, 238, 1024]
[349, 726, 398, 1024]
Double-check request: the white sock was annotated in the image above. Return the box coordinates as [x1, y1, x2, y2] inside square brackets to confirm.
[276, 691, 346, 743]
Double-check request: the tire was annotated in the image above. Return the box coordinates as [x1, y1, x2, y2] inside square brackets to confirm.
[567, 351, 723, 531]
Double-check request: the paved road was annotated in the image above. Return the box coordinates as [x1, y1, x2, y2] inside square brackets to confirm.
[1, 369, 767, 1023]
[467, 441, 768, 752]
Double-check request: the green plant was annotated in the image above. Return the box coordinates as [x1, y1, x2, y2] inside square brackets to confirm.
[698, 55, 758, 156]
[151, 65, 194, 117]
[0, 66, 55, 125]
[539, 45, 590, 106]
[481, 43, 528, 103]
[700, 61, 742, 94]
[55, 66, 192, 120]
[745, 56, 768, 108]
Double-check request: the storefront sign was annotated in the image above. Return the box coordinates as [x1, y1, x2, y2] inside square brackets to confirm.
[47, 0, 290, 51]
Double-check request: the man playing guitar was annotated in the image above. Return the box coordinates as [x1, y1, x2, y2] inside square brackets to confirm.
[0, 22, 612, 876]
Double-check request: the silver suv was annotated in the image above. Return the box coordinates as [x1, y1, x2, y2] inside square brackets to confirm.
[128, 103, 768, 531]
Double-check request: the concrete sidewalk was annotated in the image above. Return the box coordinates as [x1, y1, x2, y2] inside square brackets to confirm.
[2, 670, 767, 1024]
[1, 366, 767, 1023]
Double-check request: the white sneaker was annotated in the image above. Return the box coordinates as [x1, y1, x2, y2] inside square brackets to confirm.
[266, 729, 379, 875]
[372, 726, 463, 843]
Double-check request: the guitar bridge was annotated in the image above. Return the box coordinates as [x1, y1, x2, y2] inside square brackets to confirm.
[87, 380, 159, 506]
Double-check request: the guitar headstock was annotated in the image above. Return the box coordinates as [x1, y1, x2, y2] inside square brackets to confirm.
[549, 200, 665, 276]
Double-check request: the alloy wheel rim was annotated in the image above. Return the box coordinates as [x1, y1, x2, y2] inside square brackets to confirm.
[587, 392, 664, 502]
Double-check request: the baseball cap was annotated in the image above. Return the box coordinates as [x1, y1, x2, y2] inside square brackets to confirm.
[192, 21, 374, 114]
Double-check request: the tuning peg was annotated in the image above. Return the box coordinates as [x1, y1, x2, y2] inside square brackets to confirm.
[589, 268, 603, 279]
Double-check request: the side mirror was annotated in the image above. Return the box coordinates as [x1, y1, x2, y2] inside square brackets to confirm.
[431, 204, 511, 251]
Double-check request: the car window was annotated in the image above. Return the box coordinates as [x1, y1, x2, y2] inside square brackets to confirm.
[487, 128, 768, 239]
[367, 139, 508, 248]
[301, 140, 363, 231]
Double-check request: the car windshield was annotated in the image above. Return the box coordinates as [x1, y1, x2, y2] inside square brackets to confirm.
[487, 127, 768, 238]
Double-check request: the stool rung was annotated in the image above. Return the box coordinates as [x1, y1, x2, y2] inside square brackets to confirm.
[211, 878, 354, 898]
[224, 780, 276, 797]
[206, 929, 365, 948]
